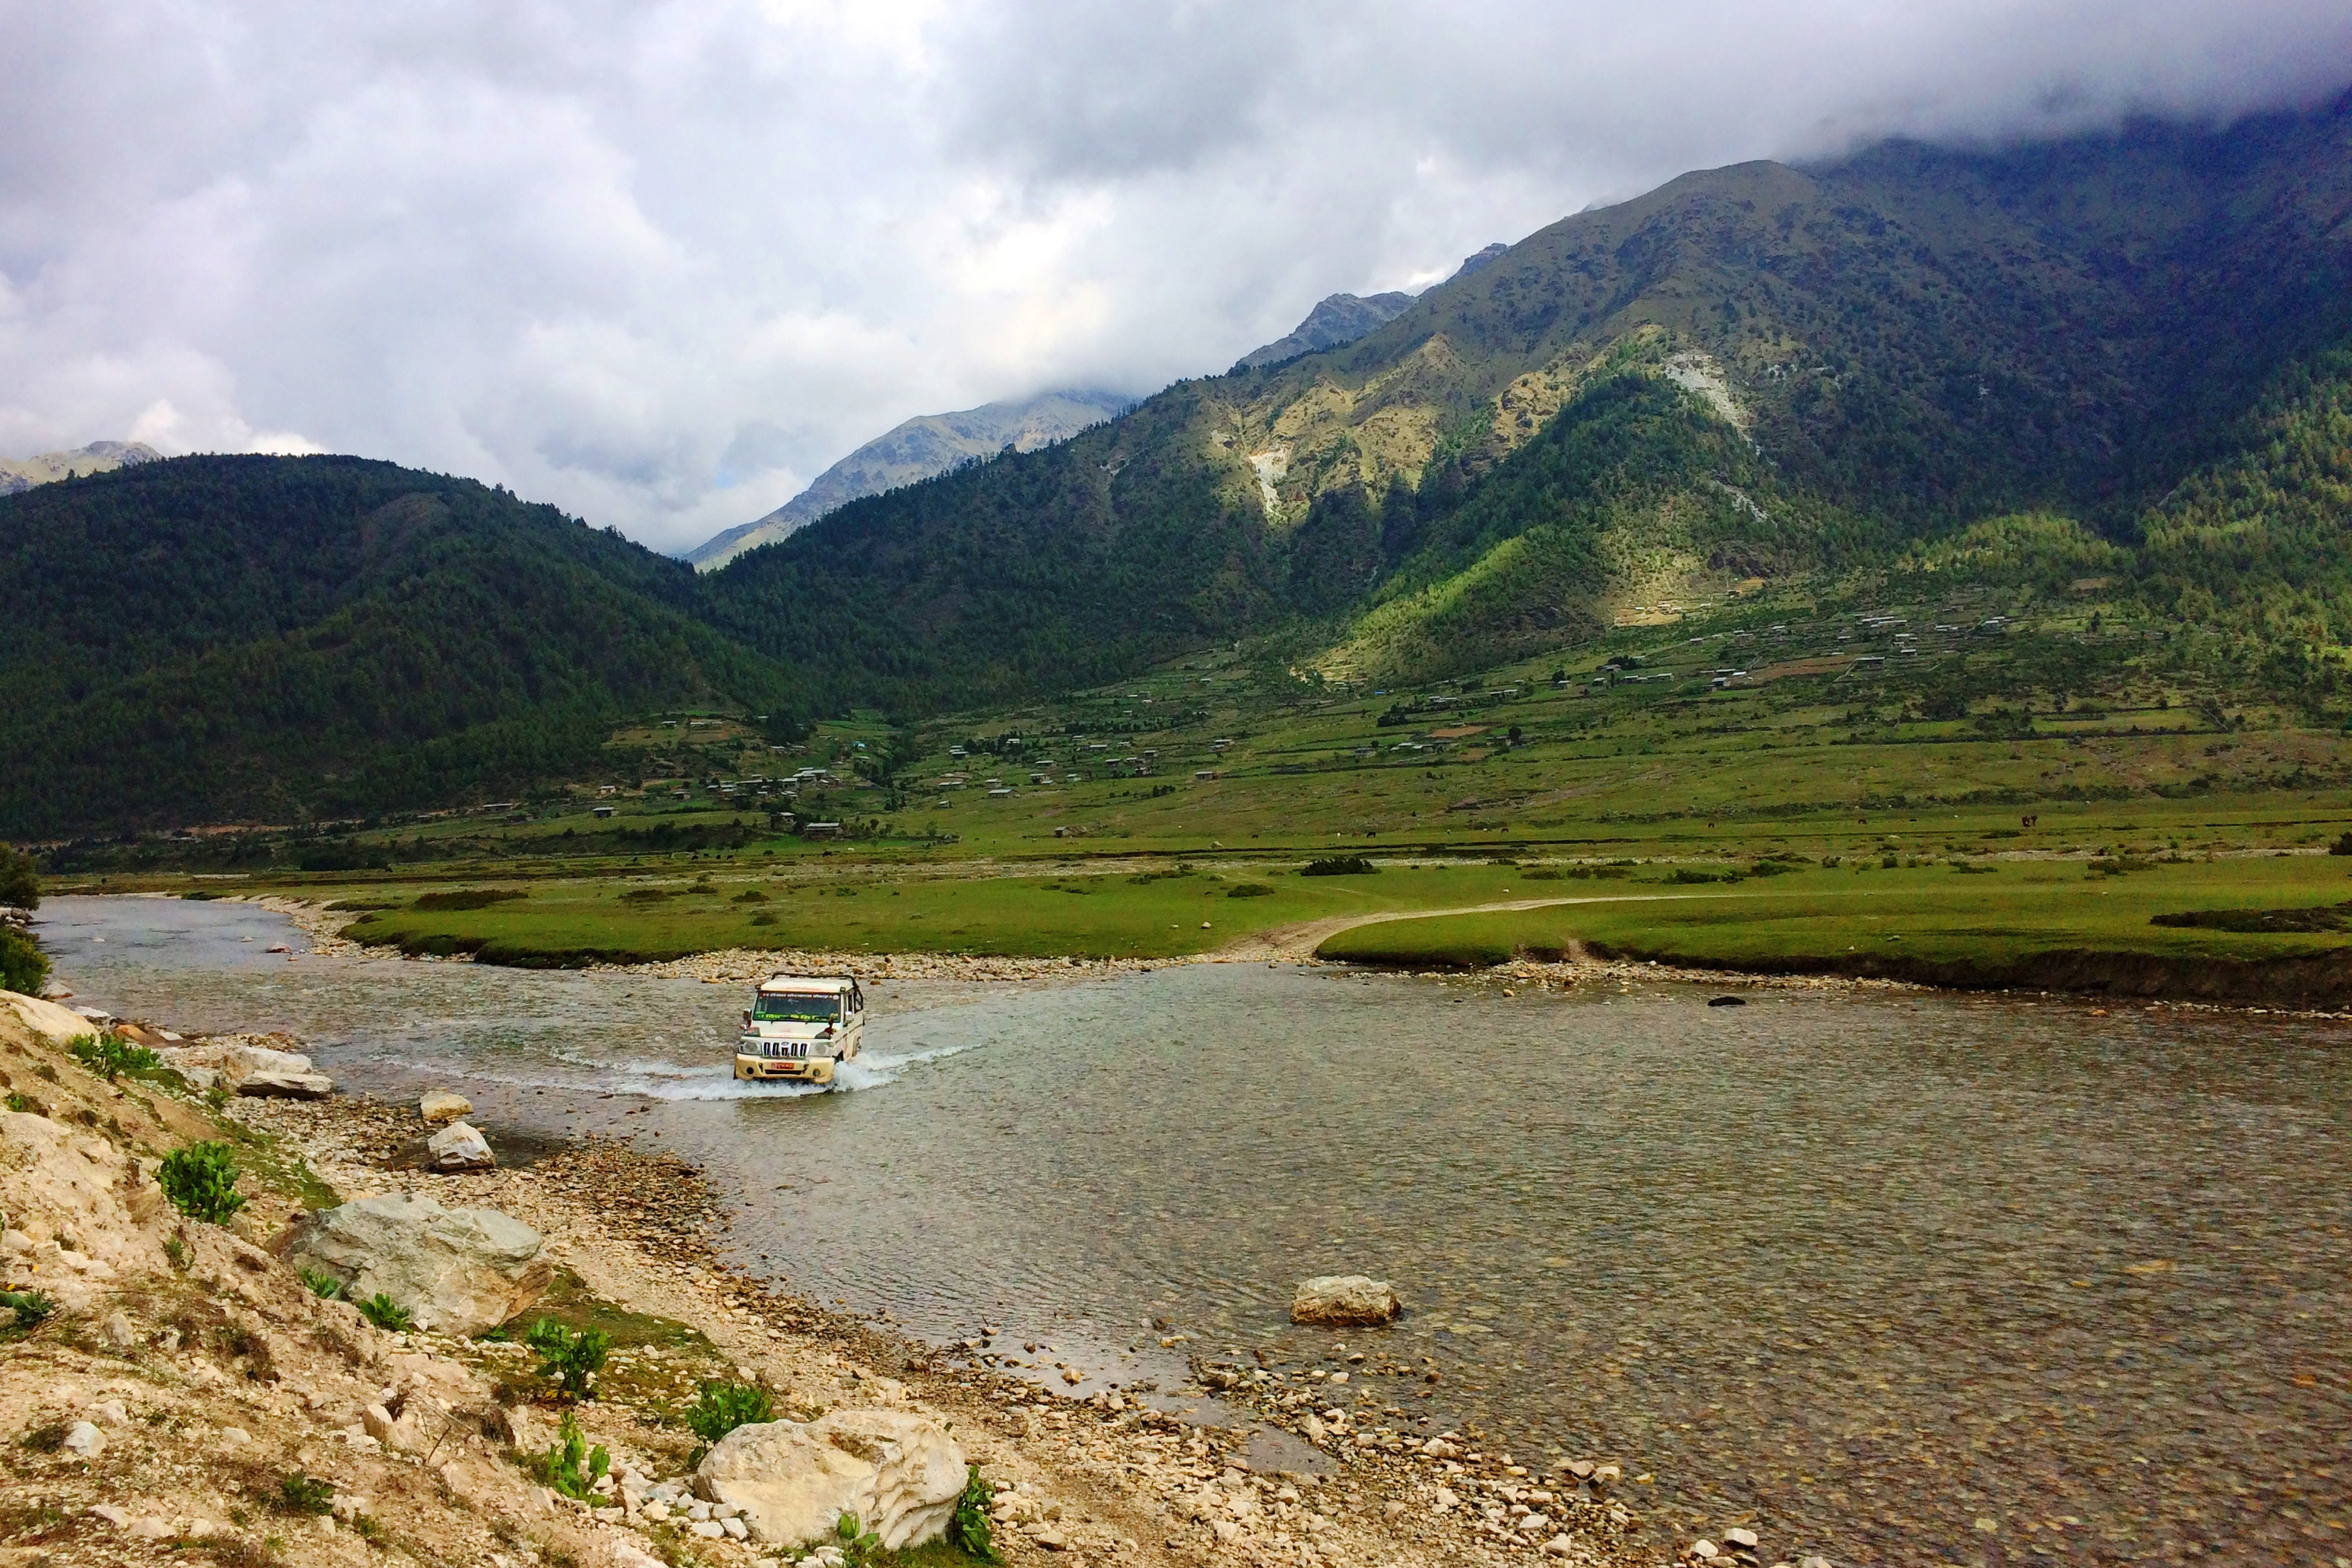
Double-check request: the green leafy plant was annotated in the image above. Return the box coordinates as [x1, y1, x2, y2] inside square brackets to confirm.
[0, 1288, 57, 1333]
[525, 1318, 611, 1401]
[277, 1475, 336, 1516]
[834, 1512, 883, 1567]
[357, 1294, 414, 1332]
[535, 1412, 610, 1502]
[683, 1379, 772, 1444]
[3, 1093, 31, 1113]
[299, 1267, 346, 1300]
[157, 1142, 246, 1224]
[1225, 882, 1275, 898]
[948, 1465, 1000, 1561]
[162, 1235, 190, 1272]
[68, 1033, 160, 1081]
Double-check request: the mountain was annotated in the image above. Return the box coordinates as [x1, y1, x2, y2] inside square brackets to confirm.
[0, 455, 795, 837]
[14, 102, 2352, 838]
[1235, 291, 1417, 370]
[0, 441, 160, 496]
[683, 389, 1130, 570]
[702, 99, 2352, 706]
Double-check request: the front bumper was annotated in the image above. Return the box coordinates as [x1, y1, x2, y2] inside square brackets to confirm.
[735, 1053, 833, 1083]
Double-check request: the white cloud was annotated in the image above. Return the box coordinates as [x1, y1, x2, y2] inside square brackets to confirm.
[1, 0, 2345, 551]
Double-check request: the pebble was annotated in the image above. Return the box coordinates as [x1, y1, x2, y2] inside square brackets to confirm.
[61, 1421, 103, 1458]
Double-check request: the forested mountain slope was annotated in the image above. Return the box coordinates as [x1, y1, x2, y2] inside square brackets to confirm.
[708, 97, 2352, 702]
[0, 457, 794, 836]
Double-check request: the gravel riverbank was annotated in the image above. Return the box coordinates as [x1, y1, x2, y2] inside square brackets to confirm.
[221, 1086, 1693, 1568]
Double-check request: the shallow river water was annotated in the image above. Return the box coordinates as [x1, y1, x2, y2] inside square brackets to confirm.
[33, 895, 2352, 1565]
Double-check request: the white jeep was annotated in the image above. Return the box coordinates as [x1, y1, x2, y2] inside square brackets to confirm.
[734, 974, 865, 1085]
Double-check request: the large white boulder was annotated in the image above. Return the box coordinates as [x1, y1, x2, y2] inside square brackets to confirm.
[278, 1190, 550, 1335]
[0, 989, 103, 1049]
[1290, 1274, 1401, 1326]
[695, 1410, 966, 1550]
[159, 1039, 333, 1098]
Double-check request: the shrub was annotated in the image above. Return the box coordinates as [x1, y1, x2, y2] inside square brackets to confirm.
[299, 1267, 346, 1301]
[684, 1379, 773, 1444]
[357, 1294, 413, 1331]
[1301, 856, 1377, 877]
[277, 1475, 336, 1516]
[1225, 883, 1275, 898]
[69, 1033, 160, 1081]
[2331, 832, 2352, 857]
[411, 889, 527, 911]
[732, 889, 768, 904]
[949, 1465, 1000, 1561]
[0, 926, 47, 997]
[0, 843, 39, 911]
[158, 1143, 247, 1224]
[525, 1319, 611, 1401]
[534, 1412, 610, 1502]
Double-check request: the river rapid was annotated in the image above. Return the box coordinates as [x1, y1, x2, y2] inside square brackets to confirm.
[33, 894, 2351, 1565]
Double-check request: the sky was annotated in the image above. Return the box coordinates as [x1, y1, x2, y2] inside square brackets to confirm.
[3, 1, 2347, 555]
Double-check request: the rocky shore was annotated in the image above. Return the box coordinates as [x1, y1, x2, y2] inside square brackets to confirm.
[4, 988, 1822, 1568]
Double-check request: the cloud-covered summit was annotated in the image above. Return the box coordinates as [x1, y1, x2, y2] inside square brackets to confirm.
[3, 1, 2346, 552]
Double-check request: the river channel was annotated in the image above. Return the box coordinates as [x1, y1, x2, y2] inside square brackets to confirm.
[32, 894, 2352, 1565]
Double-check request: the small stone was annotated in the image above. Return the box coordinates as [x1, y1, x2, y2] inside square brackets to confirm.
[90, 1399, 129, 1426]
[1543, 1536, 1573, 1558]
[642, 1503, 671, 1523]
[1798, 1558, 1833, 1568]
[220, 1427, 253, 1448]
[362, 1404, 399, 1443]
[721, 1516, 749, 1539]
[687, 1501, 713, 1522]
[1726, 1527, 1761, 1550]
[690, 1520, 725, 1539]
[99, 1311, 138, 1352]
[127, 1516, 173, 1540]
[62, 1421, 103, 1458]
[426, 1120, 498, 1172]
[1290, 1275, 1401, 1326]
[419, 1090, 474, 1126]
[90, 1504, 133, 1527]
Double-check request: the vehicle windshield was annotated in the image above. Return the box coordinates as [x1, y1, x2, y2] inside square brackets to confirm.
[753, 992, 840, 1024]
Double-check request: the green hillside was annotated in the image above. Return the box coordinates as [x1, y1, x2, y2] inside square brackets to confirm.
[707, 98, 2352, 710]
[0, 456, 798, 836]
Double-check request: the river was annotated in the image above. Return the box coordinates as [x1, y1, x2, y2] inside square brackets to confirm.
[32, 894, 2351, 1565]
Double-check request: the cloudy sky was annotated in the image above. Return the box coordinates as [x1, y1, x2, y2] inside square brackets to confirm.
[3, 1, 2347, 553]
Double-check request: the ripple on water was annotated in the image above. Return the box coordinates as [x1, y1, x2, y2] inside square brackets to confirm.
[36, 896, 2352, 1566]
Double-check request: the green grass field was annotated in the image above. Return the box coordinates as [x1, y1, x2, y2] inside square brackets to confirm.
[333, 860, 1544, 963]
[64, 566, 2352, 1002]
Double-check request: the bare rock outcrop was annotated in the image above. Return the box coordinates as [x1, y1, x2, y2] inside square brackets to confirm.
[695, 1409, 966, 1550]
